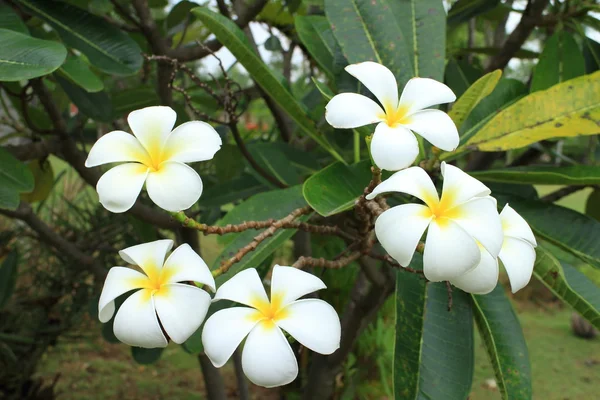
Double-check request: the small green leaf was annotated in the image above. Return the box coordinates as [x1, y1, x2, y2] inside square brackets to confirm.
[131, 346, 164, 365]
[585, 189, 600, 221]
[472, 286, 531, 400]
[57, 75, 113, 122]
[449, 69, 502, 129]
[0, 147, 34, 210]
[193, 7, 344, 163]
[0, 251, 18, 308]
[264, 35, 282, 51]
[112, 87, 160, 116]
[58, 54, 104, 92]
[447, 0, 501, 27]
[17, 0, 142, 75]
[0, 28, 66, 81]
[303, 160, 372, 217]
[531, 31, 586, 92]
[533, 247, 600, 329]
[0, 3, 28, 34]
[470, 165, 600, 186]
[465, 70, 600, 151]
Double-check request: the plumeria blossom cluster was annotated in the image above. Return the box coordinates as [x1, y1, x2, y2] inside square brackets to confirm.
[326, 62, 537, 293]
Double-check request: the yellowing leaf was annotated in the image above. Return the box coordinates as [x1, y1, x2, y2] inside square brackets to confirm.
[465, 70, 600, 151]
[449, 69, 502, 129]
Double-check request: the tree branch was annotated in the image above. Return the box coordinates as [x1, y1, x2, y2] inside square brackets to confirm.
[5, 138, 61, 161]
[541, 185, 591, 203]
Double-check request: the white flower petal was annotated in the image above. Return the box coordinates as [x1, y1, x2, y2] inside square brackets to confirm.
[145, 162, 203, 212]
[375, 204, 432, 267]
[499, 237, 536, 293]
[365, 167, 439, 209]
[325, 93, 384, 129]
[113, 289, 167, 348]
[276, 299, 340, 355]
[202, 307, 261, 368]
[450, 247, 499, 295]
[270, 265, 326, 307]
[127, 106, 176, 160]
[98, 267, 148, 323]
[119, 239, 174, 279]
[162, 121, 222, 163]
[450, 197, 504, 257]
[345, 62, 399, 111]
[399, 77, 456, 114]
[162, 244, 215, 291]
[440, 162, 491, 206]
[85, 131, 151, 167]
[154, 283, 211, 344]
[96, 163, 149, 213]
[500, 204, 537, 246]
[404, 110, 459, 151]
[213, 268, 269, 308]
[370, 123, 419, 171]
[423, 219, 481, 282]
[242, 323, 298, 388]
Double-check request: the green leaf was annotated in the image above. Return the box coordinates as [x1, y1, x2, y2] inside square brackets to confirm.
[131, 347, 164, 364]
[303, 160, 371, 217]
[57, 54, 104, 92]
[202, 175, 268, 208]
[57, 75, 113, 122]
[392, 0, 446, 81]
[453, 47, 539, 59]
[295, 16, 335, 80]
[533, 247, 600, 329]
[248, 142, 300, 186]
[193, 7, 344, 163]
[472, 286, 531, 400]
[394, 257, 474, 400]
[509, 199, 600, 269]
[17, 0, 142, 76]
[264, 35, 282, 51]
[447, 0, 501, 27]
[0, 251, 18, 308]
[449, 69, 502, 130]
[0, 3, 28, 34]
[582, 37, 600, 74]
[167, 1, 200, 29]
[0, 29, 66, 81]
[444, 57, 483, 99]
[585, 189, 600, 221]
[211, 186, 308, 285]
[112, 87, 160, 116]
[324, 0, 413, 87]
[0, 147, 34, 210]
[531, 31, 586, 92]
[470, 165, 600, 186]
[465, 70, 600, 152]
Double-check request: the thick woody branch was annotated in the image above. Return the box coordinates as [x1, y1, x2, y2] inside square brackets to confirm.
[0, 203, 105, 279]
[541, 185, 591, 203]
[5, 138, 61, 161]
[367, 252, 425, 276]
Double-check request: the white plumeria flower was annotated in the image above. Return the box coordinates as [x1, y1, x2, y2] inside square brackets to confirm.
[202, 266, 341, 388]
[366, 162, 503, 282]
[98, 239, 216, 348]
[451, 204, 537, 294]
[325, 61, 458, 171]
[85, 106, 222, 213]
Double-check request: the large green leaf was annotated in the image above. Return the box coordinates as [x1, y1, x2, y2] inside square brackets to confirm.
[211, 186, 308, 284]
[447, 0, 501, 27]
[470, 165, 600, 186]
[112, 87, 160, 116]
[509, 199, 600, 269]
[193, 7, 344, 163]
[0, 147, 34, 210]
[582, 36, 600, 74]
[444, 57, 483, 99]
[472, 286, 531, 400]
[303, 160, 371, 217]
[0, 29, 66, 81]
[531, 31, 585, 92]
[394, 257, 474, 400]
[324, 0, 413, 87]
[57, 76, 113, 122]
[202, 175, 267, 208]
[391, 0, 446, 81]
[295, 16, 335, 80]
[57, 54, 104, 93]
[0, 251, 18, 308]
[465, 71, 600, 151]
[131, 347, 164, 364]
[17, 0, 142, 76]
[533, 247, 600, 329]
[0, 4, 28, 34]
[449, 69, 502, 129]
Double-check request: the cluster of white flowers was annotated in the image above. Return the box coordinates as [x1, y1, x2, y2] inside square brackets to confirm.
[86, 61, 537, 388]
[326, 61, 537, 294]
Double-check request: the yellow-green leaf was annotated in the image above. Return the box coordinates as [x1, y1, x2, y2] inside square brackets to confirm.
[465, 70, 600, 151]
[449, 69, 501, 129]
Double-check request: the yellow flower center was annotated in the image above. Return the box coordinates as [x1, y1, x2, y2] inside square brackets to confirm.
[420, 187, 463, 226]
[380, 102, 411, 127]
[130, 262, 176, 299]
[248, 292, 290, 329]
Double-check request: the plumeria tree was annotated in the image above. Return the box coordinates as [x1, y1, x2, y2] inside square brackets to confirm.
[0, 0, 600, 399]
